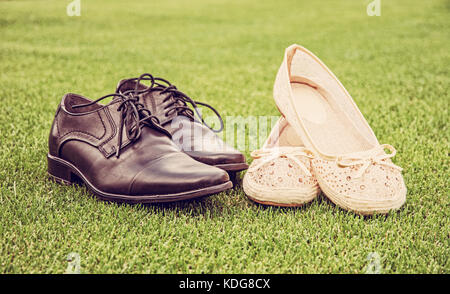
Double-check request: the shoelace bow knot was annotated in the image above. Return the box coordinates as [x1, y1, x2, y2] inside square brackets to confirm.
[72, 91, 168, 158]
[335, 144, 403, 179]
[118, 73, 224, 133]
[249, 147, 314, 177]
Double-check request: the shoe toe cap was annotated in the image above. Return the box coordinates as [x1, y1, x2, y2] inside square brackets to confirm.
[129, 153, 230, 196]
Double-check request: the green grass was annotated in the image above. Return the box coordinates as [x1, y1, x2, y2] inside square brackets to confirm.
[0, 0, 449, 274]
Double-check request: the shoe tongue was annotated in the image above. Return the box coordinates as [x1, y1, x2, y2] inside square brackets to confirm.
[140, 87, 181, 127]
[116, 79, 193, 132]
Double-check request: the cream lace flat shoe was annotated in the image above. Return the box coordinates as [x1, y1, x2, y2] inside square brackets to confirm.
[243, 117, 320, 207]
[273, 44, 406, 215]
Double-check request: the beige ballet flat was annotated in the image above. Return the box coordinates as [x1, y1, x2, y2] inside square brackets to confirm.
[272, 44, 406, 215]
[243, 117, 320, 207]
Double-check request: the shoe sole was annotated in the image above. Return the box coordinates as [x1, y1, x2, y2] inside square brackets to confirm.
[214, 162, 249, 172]
[242, 174, 319, 207]
[315, 173, 406, 215]
[246, 196, 307, 207]
[47, 154, 233, 203]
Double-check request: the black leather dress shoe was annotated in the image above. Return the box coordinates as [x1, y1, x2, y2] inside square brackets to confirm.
[116, 74, 248, 172]
[47, 91, 232, 203]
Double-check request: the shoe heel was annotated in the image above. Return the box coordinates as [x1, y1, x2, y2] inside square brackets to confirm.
[47, 155, 75, 185]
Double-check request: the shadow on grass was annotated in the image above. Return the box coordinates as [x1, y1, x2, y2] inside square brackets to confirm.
[317, 191, 404, 220]
[49, 170, 404, 220]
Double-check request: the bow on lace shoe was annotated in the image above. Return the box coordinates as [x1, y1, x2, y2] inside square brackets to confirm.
[249, 147, 314, 177]
[336, 144, 403, 179]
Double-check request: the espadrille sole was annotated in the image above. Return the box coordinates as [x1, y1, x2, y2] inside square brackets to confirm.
[314, 172, 406, 215]
[243, 174, 319, 207]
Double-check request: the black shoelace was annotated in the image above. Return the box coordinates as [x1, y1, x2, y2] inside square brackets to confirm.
[117, 73, 224, 133]
[72, 92, 170, 158]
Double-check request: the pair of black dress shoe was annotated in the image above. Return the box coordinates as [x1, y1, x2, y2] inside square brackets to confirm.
[47, 74, 248, 203]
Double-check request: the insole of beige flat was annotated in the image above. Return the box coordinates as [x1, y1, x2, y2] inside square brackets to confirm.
[278, 122, 303, 147]
[290, 81, 371, 155]
[269, 117, 304, 148]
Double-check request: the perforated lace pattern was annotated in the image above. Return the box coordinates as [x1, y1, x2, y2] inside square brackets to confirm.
[247, 156, 317, 189]
[312, 158, 405, 201]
